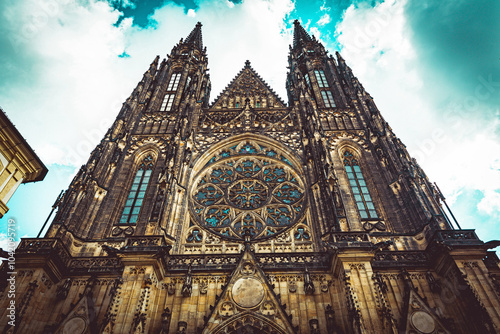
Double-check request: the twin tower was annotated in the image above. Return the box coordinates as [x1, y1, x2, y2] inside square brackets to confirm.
[3, 21, 500, 334]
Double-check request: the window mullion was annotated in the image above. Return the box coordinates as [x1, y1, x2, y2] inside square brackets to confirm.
[127, 167, 145, 223]
[353, 172, 369, 216]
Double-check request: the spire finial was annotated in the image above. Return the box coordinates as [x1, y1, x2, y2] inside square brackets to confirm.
[245, 60, 251, 67]
[185, 21, 203, 50]
[292, 19, 312, 49]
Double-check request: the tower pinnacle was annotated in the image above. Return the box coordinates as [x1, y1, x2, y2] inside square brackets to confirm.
[184, 21, 203, 50]
[293, 19, 312, 49]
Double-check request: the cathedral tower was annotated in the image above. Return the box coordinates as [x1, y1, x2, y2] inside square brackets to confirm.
[2, 21, 500, 334]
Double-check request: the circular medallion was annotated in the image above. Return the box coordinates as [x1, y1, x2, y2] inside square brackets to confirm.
[62, 317, 86, 334]
[190, 142, 307, 241]
[232, 277, 264, 308]
[411, 311, 436, 334]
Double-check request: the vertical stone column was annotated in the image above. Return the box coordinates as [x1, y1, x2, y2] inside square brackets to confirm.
[338, 251, 384, 333]
[455, 257, 500, 330]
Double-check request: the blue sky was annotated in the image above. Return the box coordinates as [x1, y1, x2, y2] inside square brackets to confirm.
[1, 0, 499, 249]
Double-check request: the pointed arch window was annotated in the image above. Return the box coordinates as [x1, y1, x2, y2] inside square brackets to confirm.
[167, 72, 181, 91]
[119, 155, 154, 224]
[313, 69, 336, 108]
[314, 70, 329, 88]
[161, 72, 182, 112]
[321, 91, 336, 108]
[343, 150, 377, 219]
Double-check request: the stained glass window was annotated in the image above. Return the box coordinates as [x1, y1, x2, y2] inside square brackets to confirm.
[167, 73, 181, 91]
[314, 70, 329, 88]
[161, 72, 181, 112]
[161, 93, 175, 112]
[343, 150, 377, 219]
[191, 142, 306, 241]
[321, 91, 336, 108]
[119, 155, 153, 224]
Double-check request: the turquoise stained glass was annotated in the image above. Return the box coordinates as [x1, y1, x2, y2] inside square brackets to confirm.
[343, 151, 378, 219]
[119, 155, 153, 224]
[192, 142, 306, 240]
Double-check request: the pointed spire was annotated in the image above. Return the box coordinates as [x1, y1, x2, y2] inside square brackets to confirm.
[293, 19, 312, 49]
[184, 21, 203, 50]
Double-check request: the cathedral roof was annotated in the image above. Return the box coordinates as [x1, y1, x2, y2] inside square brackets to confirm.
[210, 60, 286, 108]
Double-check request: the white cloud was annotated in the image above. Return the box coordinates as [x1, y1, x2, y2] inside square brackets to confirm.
[310, 26, 321, 39]
[187, 8, 196, 17]
[120, 0, 136, 9]
[0, 232, 18, 252]
[317, 13, 331, 26]
[478, 190, 500, 217]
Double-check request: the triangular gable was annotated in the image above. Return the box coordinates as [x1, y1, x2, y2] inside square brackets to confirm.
[210, 61, 287, 109]
[201, 245, 297, 334]
[400, 284, 451, 334]
[55, 279, 98, 334]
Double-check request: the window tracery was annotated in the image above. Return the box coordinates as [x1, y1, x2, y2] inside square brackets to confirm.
[343, 150, 378, 219]
[119, 155, 154, 224]
[314, 69, 337, 108]
[161, 72, 181, 112]
[191, 141, 306, 241]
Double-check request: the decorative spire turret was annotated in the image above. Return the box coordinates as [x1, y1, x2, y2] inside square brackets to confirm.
[293, 19, 312, 49]
[184, 21, 203, 50]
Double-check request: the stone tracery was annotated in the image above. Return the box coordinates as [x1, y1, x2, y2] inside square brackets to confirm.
[191, 141, 306, 241]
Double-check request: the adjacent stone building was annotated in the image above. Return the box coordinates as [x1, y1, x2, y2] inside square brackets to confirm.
[2, 21, 499, 333]
[0, 108, 47, 218]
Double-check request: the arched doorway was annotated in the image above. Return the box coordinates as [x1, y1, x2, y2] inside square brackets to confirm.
[210, 312, 290, 334]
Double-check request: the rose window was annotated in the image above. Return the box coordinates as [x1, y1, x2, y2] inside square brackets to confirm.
[191, 142, 306, 241]
[228, 180, 268, 209]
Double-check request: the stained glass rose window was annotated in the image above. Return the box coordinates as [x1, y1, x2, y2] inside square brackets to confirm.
[190, 141, 306, 241]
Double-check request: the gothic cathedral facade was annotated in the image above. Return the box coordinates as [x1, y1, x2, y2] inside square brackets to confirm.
[2, 21, 500, 334]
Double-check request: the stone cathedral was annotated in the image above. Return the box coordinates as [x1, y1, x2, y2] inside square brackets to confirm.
[2, 21, 500, 334]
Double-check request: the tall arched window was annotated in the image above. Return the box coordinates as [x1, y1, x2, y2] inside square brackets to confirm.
[119, 155, 154, 224]
[161, 72, 181, 112]
[314, 69, 336, 108]
[343, 150, 377, 219]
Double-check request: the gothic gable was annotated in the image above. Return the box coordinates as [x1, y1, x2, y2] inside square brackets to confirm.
[400, 284, 451, 334]
[211, 61, 286, 109]
[54, 279, 98, 334]
[202, 246, 296, 334]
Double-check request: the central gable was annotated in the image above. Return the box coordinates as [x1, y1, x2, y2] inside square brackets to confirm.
[211, 60, 287, 109]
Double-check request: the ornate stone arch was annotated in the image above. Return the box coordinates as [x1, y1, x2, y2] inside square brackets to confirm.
[126, 136, 169, 157]
[335, 140, 364, 161]
[192, 133, 304, 174]
[210, 311, 288, 334]
[327, 130, 369, 150]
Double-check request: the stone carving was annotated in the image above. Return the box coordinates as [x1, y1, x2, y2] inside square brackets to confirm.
[56, 278, 72, 300]
[309, 319, 320, 334]
[231, 277, 265, 308]
[304, 267, 315, 295]
[181, 267, 193, 297]
[160, 308, 171, 334]
[191, 141, 306, 241]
